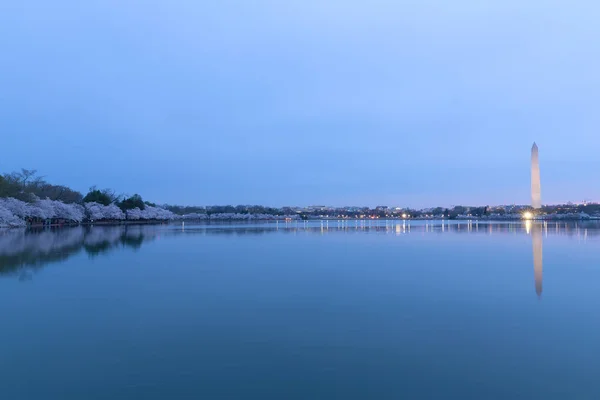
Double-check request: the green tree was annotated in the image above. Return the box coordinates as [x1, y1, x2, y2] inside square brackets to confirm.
[0, 175, 10, 197]
[118, 194, 146, 211]
[83, 187, 113, 206]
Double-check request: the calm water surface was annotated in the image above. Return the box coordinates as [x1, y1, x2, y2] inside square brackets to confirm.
[1, 220, 600, 399]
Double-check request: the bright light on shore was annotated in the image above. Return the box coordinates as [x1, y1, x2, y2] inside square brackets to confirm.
[523, 211, 533, 220]
[402, 213, 407, 219]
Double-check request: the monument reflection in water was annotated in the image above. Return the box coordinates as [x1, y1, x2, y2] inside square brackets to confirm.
[531, 221, 543, 298]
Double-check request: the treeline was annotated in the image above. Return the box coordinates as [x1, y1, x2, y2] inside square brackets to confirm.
[164, 204, 287, 216]
[163, 205, 504, 220]
[0, 169, 174, 227]
[0, 169, 82, 203]
[542, 203, 600, 216]
[294, 204, 600, 220]
[295, 206, 502, 219]
[0, 169, 158, 212]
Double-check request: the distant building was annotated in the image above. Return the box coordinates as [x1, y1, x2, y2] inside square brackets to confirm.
[531, 142, 542, 209]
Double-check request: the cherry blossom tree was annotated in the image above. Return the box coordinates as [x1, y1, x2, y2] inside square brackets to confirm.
[103, 204, 125, 220]
[125, 206, 174, 221]
[140, 206, 175, 220]
[0, 204, 26, 227]
[85, 202, 105, 221]
[1, 196, 173, 227]
[126, 208, 143, 220]
[33, 198, 56, 220]
[85, 202, 125, 221]
[0, 198, 28, 218]
[54, 201, 85, 222]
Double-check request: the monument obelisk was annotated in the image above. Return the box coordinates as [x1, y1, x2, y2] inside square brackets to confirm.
[531, 142, 541, 209]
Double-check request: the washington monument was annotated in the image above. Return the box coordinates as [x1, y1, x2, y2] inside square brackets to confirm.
[531, 142, 541, 209]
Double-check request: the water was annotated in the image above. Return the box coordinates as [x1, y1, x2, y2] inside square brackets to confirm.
[1, 220, 600, 399]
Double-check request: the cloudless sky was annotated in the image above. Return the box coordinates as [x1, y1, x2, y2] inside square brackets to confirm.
[1, 0, 599, 207]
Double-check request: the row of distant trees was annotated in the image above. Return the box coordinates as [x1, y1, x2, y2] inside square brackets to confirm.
[0, 169, 291, 217]
[157, 205, 502, 219]
[0, 169, 82, 203]
[150, 203, 600, 220]
[0, 169, 153, 213]
[0, 169, 177, 227]
[292, 206, 502, 219]
[290, 204, 600, 220]
[164, 205, 287, 216]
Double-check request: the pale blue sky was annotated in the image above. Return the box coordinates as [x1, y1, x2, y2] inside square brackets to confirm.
[1, 0, 599, 207]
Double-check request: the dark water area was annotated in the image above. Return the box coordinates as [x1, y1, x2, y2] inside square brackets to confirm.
[1, 220, 600, 399]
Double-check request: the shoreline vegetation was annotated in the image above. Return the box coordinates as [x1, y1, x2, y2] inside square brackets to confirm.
[1, 168, 599, 228]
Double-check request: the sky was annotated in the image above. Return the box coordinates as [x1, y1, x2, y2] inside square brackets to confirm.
[1, 0, 599, 207]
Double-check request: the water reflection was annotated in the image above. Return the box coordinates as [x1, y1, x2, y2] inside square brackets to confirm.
[0, 225, 158, 277]
[1, 221, 598, 283]
[531, 222, 543, 298]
